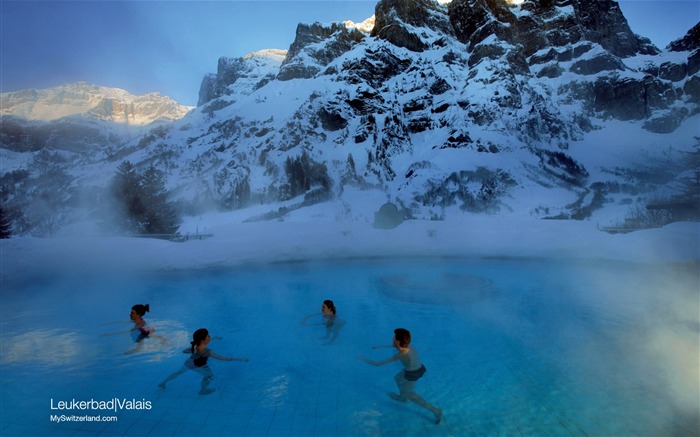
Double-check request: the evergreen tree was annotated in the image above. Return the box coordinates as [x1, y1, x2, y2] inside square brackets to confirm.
[111, 161, 144, 234]
[0, 170, 29, 235]
[283, 151, 331, 199]
[676, 141, 700, 211]
[25, 150, 74, 236]
[109, 161, 180, 236]
[139, 165, 179, 234]
[0, 206, 12, 238]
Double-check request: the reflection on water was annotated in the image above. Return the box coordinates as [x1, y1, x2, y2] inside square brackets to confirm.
[0, 258, 697, 436]
[260, 374, 290, 408]
[1, 329, 86, 368]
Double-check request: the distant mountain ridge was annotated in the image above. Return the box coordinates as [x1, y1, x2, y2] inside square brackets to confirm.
[0, 82, 193, 125]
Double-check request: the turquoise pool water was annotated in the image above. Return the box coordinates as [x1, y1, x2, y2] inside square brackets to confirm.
[1, 257, 698, 436]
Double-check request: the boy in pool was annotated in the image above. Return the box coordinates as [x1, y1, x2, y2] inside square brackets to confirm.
[358, 328, 443, 424]
[301, 299, 345, 344]
[158, 328, 248, 395]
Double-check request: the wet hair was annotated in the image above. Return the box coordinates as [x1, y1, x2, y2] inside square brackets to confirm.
[323, 300, 336, 315]
[191, 328, 209, 353]
[394, 328, 411, 348]
[132, 304, 150, 317]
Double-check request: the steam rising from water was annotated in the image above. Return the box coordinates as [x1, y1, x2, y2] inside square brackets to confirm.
[482, 260, 699, 418]
[0, 256, 697, 435]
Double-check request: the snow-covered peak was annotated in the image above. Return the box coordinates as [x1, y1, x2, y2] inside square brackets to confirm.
[344, 15, 376, 33]
[0, 82, 193, 125]
[242, 49, 288, 62]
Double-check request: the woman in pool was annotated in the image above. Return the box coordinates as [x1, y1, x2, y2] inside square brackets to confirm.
[358, 328, 443, 424]
[301, 299, 344, 344]
[103, 303, 163, 353]
[130, 304, 155, 341]
[158, 328, 248, 395]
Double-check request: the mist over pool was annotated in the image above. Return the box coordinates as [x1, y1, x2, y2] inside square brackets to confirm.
[1, 219, 698, 436]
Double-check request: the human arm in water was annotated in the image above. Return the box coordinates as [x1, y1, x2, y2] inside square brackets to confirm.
[301, 313, 324, 326]
[181, 346, 249, 361]
[101, 324, 141, 337]
[357, 350, 405, 367]
[102, 319, 153, 337]
[208, 349, 249, 362]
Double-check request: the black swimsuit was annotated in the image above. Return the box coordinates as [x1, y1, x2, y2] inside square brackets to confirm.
[134, 324, 153, 343]
[192, 350, 209, 367]
[404, 364, 427, 381]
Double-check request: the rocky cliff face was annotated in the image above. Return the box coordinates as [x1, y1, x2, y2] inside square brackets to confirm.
[278, 22, 367, 81]
[667, 22, 700, 100]
[3, 0, 699, 233]
[669, 22, 700, 53]
[166, 0, 697, 220]
[198, 49, 287, 106]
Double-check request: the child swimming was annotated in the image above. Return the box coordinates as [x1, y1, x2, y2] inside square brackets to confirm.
[358, 328, 442, 424]
[158, 328, 248, 395]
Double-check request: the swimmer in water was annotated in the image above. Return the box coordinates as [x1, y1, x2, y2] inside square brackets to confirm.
[130, 304, 155, 340]
[102, 304, 165, 353]
[358, 328, 443, 424]
[158, 328, 248, 395]
[301, 299, 345, 344]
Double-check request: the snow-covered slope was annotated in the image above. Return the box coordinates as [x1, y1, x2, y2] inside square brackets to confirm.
[160, 0, 699, 221]
[1, 0, 698, 237]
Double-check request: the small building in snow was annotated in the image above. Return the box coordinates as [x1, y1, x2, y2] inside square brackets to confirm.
[374, 202, 403, 229]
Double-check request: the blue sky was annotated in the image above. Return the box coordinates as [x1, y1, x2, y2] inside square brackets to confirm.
[1, 0, 698, 106]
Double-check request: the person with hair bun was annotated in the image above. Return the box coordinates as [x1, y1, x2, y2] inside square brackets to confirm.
[301, 299, 345, 344]
[102, 303, 163, 353]
[358, 328, 442, 424]
[158, 328, 248, 395]
[130, 304, 154, 342]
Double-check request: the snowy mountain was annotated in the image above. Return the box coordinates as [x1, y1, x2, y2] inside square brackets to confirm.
[198, 49, 289, 106]
[0, 82, 193, 125]
[1, 0, 699, 237]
